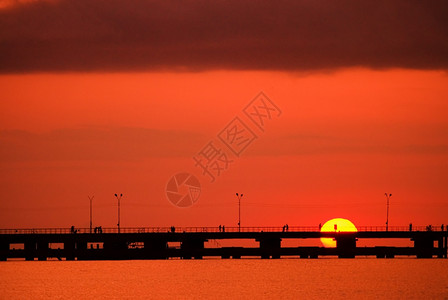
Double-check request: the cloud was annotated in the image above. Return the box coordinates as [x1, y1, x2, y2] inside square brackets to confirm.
[0, 0, 448, 72]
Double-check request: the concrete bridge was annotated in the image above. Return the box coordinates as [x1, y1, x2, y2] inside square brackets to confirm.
[0, 226, 446, 260]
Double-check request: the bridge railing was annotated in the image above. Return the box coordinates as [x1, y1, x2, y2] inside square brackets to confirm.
[0, 225, 445, 235]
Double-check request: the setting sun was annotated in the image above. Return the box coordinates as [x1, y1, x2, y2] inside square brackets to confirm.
[320, 218, 358, 247]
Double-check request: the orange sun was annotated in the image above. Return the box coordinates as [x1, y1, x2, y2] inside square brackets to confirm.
[320, 218, 358, 247]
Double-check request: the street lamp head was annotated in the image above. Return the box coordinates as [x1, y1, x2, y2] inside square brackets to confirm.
[389, 194, 392, 197]
[115, 193, 117, 197]
[236, 193, 238, 196]
[241, 194, 243, 197]
[120, 194, 123, 197]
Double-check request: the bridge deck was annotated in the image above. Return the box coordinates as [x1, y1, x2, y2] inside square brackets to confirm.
[1, 226, 446, 260]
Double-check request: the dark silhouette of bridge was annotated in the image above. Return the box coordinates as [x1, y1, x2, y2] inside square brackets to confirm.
[1, 226, 446, 260]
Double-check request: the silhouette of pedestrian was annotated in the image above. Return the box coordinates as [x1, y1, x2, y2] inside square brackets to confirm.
[71, 225, 75, 234]
[286, 224, 289, 232]
[409, 223, 412, 231]
[222, 225, 225, 232]
[442, 224, 444, 231]
[282, 225, 285, 232]
[219, 225, 222, 232]
[319, 223, 322, 231]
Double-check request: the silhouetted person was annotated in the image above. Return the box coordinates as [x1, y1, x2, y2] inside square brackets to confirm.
[319, 223, 322, 231]
[409, 223, 412, 231]
[222, 225, 225, 232]
[99, 226, 102, 233]
[71, 225, 75, 234]
[171, 226, 175, 233]
[442, 224, 444, 231]
[219, 225, 222, 232]
[286, 224, 289, 231]
[282, 225, 285, 232]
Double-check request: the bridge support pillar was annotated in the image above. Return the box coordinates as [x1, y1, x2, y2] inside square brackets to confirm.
[412, 236, 434, 258]
[413, 236, 435, 258]
[436, 237, 444, 258]
[336, 234, 357, 258]
[24, 241, 36, 261]
[144, 240, 167, 259]
[76, 241, 87, 260]
[257, 238, 282, 259]
[181, 239, 205, 259]
[445, 235, 448, 259]
[37, 241, 48, 261]
[0, 241, 8, 261]
[104, 240, 129, 260]
[0, 241, 9, 261]
[64, 241, 75, 261]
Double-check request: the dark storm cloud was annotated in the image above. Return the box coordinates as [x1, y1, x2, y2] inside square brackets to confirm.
[1, 0, 447, 72]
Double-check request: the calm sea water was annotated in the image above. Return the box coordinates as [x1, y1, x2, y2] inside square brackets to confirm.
[1, 259, 447, 299]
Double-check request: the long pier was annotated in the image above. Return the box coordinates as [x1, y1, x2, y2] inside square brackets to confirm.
[1, 226, 447, 260]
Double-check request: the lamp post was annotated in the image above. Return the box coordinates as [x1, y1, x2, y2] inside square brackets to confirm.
[236, 193, 243, 232]
[88, 196, 94, 233]
[115, 193, 123, 233]
[385, 193, 392, 232]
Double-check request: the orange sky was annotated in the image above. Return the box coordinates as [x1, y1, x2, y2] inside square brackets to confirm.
[1, 1, 447, 229]
[1, 69, 447, 228]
